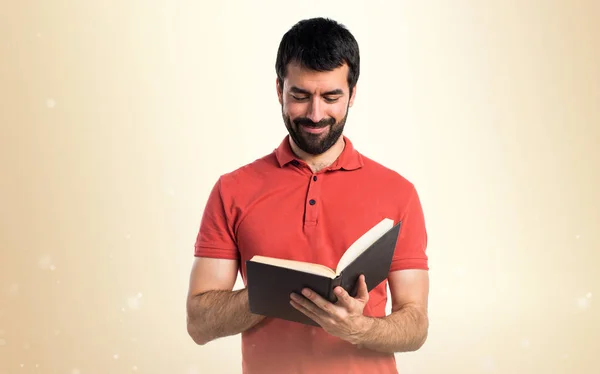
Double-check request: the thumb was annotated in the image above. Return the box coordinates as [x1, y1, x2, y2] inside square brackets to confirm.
[355, 274, 369, 302]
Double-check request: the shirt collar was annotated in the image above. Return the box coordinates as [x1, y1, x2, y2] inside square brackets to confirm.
[274, 134, 363, 171]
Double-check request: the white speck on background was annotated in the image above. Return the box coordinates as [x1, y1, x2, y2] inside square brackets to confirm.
[127, 297, 139, 310]
[577, 295, 591, 309]
[72, 369, 81, 374]
[56, 280, 61, 284]
[132, 366, 138, 371]
[561, 353, 570, 360]
[113, 354, 119, 359]
[23, 343, 30, 350]
[46, 99, 56, 108]
[125, 234, 131, 240]
[127, 292, 143, 310]
[8, 283, 19, 296]
[586, 292, 592, 299]
[575, 234, 580, 239]
[0, 338, 6, 346]
[20, 364, 24, 367]
[49, 265, 56, 271]
[38, 255, 53, 270]
[54, 329, 61, 336]
[167, 188, 175, 197]
[520, 338, 530, 349]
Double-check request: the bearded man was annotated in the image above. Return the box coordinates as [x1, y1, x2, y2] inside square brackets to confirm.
[186, 17, 430, 374]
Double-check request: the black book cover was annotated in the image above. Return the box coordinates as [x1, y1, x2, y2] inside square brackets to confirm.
[246, 221, 402, 326]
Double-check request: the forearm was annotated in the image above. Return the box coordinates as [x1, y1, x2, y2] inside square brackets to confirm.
[187, 288, 265, 345]
[353, 304, 428, 353]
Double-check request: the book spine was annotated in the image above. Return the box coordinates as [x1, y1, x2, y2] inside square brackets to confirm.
[328, 276, 343, 303]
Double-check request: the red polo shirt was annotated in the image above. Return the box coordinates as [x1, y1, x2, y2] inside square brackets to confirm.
[194, 135, 428, 374]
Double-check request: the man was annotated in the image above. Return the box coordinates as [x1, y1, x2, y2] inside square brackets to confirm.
[186, 17, 430, 374]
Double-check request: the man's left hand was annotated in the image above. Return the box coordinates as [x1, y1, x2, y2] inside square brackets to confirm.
[289, 274, 373, 344]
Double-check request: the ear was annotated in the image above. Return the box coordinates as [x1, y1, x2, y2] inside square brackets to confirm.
[348, 84, 357, 107]
[276, 77, 283, 105]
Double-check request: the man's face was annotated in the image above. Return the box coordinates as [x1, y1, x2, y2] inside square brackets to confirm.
[277, 62, 356, 155]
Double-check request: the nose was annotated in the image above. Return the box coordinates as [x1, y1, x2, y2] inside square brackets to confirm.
[306, 97, 325, 123]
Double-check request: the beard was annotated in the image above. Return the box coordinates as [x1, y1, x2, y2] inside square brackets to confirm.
[282, 104, 349, 155]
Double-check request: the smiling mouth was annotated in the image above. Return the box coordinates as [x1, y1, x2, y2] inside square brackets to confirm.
[300, 124, 328, 134]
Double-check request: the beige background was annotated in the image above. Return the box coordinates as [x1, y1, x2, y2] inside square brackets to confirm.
[1, 0, 599, 373]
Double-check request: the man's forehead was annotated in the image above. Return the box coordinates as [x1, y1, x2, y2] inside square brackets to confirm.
[284, 62, 349, 91]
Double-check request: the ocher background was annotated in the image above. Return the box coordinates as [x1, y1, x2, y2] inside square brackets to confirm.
[1, 1, 598, 373]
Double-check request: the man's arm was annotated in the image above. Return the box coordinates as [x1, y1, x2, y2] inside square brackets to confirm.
[289, 269, 429, 353]
[352, 269, 429, 352]
[186, 257, 265, 345]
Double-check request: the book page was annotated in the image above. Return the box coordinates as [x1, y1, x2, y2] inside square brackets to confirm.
[249, 255, 337, 278]
[336, 218, 394, 274]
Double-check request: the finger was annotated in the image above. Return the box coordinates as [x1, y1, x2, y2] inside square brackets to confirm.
[334, 286, 353, 308]
[290, 292, 329, 319]
[355, 274, 369, 302]
[289, 298, 323, 324]
[300, 288, 336, 315]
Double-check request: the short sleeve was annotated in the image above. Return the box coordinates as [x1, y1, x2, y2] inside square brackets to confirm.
[194, 177, 240, 260]
[389, 185, 429, 272]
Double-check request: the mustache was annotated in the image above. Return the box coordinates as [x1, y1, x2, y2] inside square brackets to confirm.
[293, 117, 335, 128]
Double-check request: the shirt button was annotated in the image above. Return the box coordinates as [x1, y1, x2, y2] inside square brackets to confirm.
[291, 160, 299, 166]
[313, 176, 317, 181]
[309, 199, 316, 205]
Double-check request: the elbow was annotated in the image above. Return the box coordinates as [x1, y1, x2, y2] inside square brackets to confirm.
[411, 329, 428, 351]
[394, 311, 428, 352]
[189, 334, 210, 346]
[187, 319, 211, 346]
[186, 308, 212, 346]
[400, 331, 427, 353]
[410, 316, 429, 351]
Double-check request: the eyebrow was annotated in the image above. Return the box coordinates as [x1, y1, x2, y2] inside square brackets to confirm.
[289, 86, 344, 96]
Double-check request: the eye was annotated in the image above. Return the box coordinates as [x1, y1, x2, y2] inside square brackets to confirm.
[291, 95, 308, 101]
[323, 96, 340, 103]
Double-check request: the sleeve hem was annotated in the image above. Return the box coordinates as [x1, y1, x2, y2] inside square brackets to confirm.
[194, 245, 240, 260]
[389, 258, 429, 272]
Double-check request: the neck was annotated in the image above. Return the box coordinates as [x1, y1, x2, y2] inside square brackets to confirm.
[289, 136, 346, 173]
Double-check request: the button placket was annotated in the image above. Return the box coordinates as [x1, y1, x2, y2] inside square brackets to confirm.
[304, 173, 321, 226]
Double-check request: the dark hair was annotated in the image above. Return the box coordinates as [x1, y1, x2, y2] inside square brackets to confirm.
[275, 17, 360, 93]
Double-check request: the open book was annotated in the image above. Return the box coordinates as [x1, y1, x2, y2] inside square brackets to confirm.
[246, 218, 401, 326]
